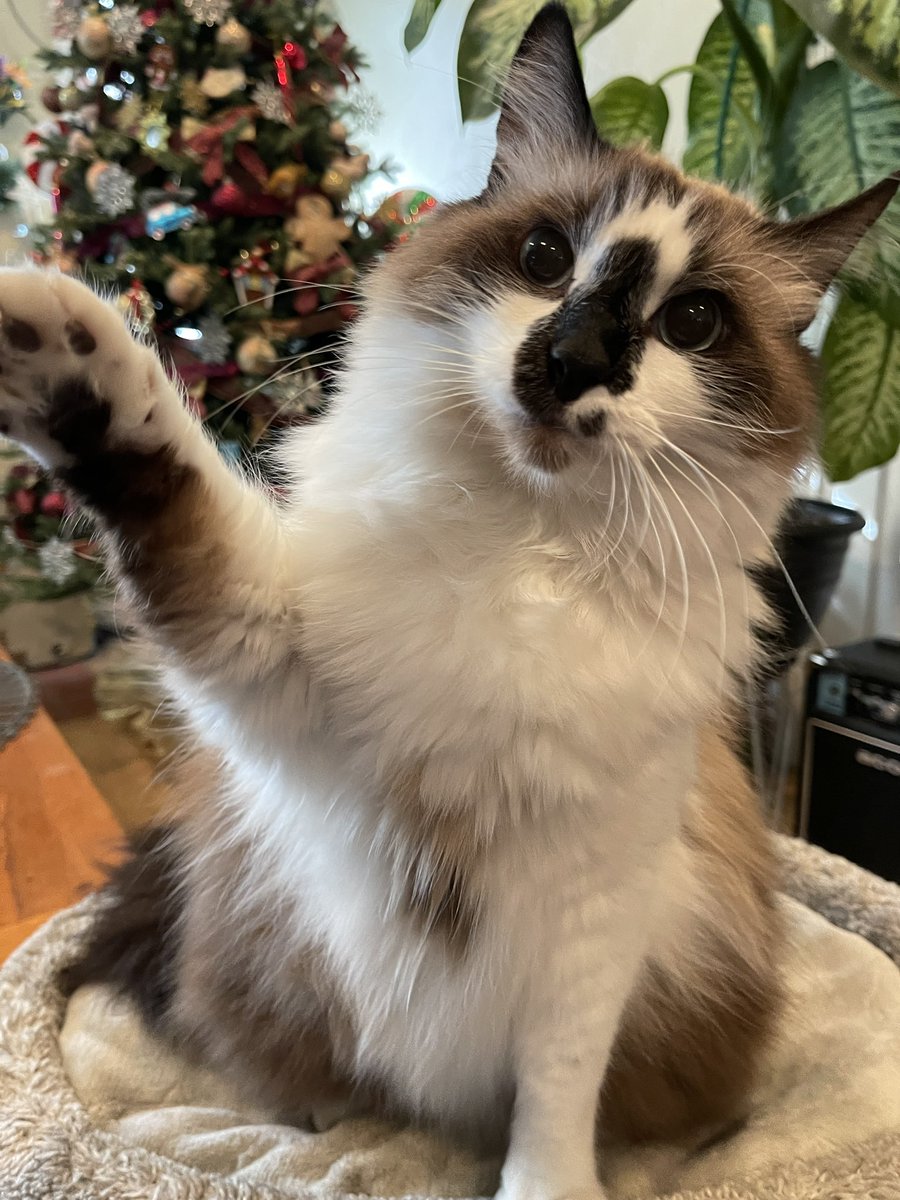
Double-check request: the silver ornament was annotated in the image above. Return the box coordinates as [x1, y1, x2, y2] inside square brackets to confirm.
[183, 0, 232, 27]
[106, 4, 144, 55]
[251, 81, 290, 125]
[349, 86, 383, 135]
[193, 314, 232, 365]
[38, 538, 77, 585]
[93, 162, 136, 216]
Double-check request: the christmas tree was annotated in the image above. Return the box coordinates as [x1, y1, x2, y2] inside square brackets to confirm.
[29, 0, 398, 457]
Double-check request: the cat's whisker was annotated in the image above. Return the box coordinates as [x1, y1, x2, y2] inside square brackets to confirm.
[647, 452, 729, 699]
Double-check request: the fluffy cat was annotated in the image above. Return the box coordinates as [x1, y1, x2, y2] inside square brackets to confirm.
[0, 7, 896, 1198]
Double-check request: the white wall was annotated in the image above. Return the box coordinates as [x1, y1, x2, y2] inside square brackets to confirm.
[336, 0, 898, 643]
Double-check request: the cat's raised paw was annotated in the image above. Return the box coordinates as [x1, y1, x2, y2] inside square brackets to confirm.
[0, 268, 185, 471]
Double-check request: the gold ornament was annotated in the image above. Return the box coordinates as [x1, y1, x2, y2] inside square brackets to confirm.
[138, 108, 170, 154]
[115, 95, 144, 135]
[115, 281, 155, 334]
[180, 76, 210, 116]
[265, 162, 306, 200]
[200, 66, 247, 99]
[331, 151, 369, 182]
[164, 261, 212, 311]
[216, 17, 251, 54]
[285, 193, 351, 266]
[236, 334, 277, 376]
[58, 85, 82, 111]
[76, 14, 112, 59]
[320, 167, 350, 200]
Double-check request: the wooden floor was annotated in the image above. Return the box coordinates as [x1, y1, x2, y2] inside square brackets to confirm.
[0, 657, 124, 961]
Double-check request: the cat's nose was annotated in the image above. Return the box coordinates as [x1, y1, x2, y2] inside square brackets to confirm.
[548, 332, 614, 405]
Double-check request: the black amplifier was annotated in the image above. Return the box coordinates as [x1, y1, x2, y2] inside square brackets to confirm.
[800, 638, 900, 883]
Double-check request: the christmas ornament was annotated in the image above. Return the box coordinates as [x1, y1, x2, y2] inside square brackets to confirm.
[216, 17, 251, 53]
[180, 75, 209, 116]
[236, 334, 276, 375]
[307, 80, 334, 105]
[146, 43, 176, 90]
[164, 260, 211, 311]
[320, 167, 350, 201]
[58, 84, 82, 111]
[85, 159, 112, 192]
[138, 107, 170, 153]
[210, 178, 284, 217]
[90, 162, 136, 216]
[265, 162, 305, 200]
[349, 86, 383, 135]
[41, 86, 63, 114]
[183, 0, 231, 26]
[285, 194, 351, 268]
[38, 538, 77, 585]
[376, 188, 438, 230]
[51, 0, 82, 40]
[251, 80, 289, 124]
[76, 15, 112, 60]
[115, 279, 155, 333]
[265, 369, 322, 416]
[322, 151, 369, 199]
[200, 66, 246, 99]
[184, 107, 257, 185]
[231, 245, 278, 311]
[67, 129, 94, 155]
[106, 3, 144, 55]
[193, 314, 231, 365]
[114, 94, 144, 136]
[328, 119, 348, 143]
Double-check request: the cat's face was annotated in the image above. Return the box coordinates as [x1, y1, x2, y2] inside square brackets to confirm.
[377, 4, 895, 491]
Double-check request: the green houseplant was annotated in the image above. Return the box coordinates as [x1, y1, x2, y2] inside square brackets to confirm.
[405, 0, 899, 484]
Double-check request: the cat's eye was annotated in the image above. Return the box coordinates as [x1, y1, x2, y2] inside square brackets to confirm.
[519, 226, 574, 288]
[655, 291, 724, 352]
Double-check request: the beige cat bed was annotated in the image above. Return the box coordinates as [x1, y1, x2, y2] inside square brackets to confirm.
[0, 836, 898, 1200]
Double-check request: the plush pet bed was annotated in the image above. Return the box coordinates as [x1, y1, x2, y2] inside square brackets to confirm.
[0, 836, 898, 1200]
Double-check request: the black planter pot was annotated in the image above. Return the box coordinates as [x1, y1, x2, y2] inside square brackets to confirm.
[760, 497, 865, 669]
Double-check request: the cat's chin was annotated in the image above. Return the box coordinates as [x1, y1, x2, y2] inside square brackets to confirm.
[502, 416, 581, 479]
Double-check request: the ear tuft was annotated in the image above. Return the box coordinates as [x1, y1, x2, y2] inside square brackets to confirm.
[486, 3, 603, 193]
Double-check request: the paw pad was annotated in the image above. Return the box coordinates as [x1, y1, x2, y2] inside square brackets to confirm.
[5, 318, 41, 353]
[65, 320, 97, 356]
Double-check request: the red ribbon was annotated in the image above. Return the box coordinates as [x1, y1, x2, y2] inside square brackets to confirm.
[185, 106, 256, 186]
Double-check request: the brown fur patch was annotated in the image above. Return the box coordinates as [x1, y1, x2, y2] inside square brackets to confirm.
[380, 766, 485, 952]
[602, 727, 782, 1144]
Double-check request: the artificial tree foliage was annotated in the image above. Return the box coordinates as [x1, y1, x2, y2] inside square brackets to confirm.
[406, 0, 900, 481]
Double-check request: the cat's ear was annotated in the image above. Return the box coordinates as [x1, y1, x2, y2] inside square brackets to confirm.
[765, 173, 899, 330]
[485, 3, 605, 193]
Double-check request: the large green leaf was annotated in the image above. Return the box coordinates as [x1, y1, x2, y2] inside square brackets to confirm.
[784, 60, 900, 306]
[590, 76, 669, 148]
[404, 0, 444, 53]
[821, 294, 900, 479]
[786, 0, 900, 99]
[683, 4, 770, 189]
[456, 0, 636, 123]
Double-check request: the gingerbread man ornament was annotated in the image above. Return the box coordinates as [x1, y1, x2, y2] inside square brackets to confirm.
[285, 194, 351, 268]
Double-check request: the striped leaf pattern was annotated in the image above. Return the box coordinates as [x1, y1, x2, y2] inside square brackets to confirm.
[821, 294, 900, 480]
[456, 0, 636, 122]
[786, 0, 900, 99]
[683, 4, 770, 189]
[785, 60, 900, 308]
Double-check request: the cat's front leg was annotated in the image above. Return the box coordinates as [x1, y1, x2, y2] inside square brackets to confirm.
[498, 866, 665, 1200]
[0, 269, 300, 701]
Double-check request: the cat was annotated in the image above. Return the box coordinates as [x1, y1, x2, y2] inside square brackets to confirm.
[0, 6, 896, 1198]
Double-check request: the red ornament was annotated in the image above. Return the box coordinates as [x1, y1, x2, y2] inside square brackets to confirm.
[282, 42, 307, 70]
[141, 9, 159, 26]
[209, 180, 285, 217]
[10, 489, 36, 516]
